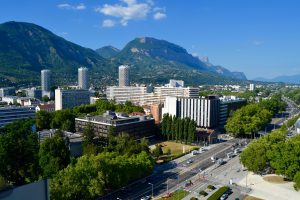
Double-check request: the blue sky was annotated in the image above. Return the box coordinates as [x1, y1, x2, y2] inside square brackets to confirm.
[1, 0, 300, 79]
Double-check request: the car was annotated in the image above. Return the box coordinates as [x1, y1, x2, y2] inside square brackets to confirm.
[186, 159, 193, 164]
[220, 193, 228, 200]
[140, 196, 151, 200]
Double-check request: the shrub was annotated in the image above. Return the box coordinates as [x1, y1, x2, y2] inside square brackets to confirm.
[190, 197, 198, 200]
[207, 185, 215, 190]
[207, 186, 230, 200]
[199, 190, 208, 196]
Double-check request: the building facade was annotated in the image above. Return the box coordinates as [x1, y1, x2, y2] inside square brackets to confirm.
[78, 67, 89, 90]
[249, 83, 255, 91]
[119, 65, 130, 87]
[75, 111, 155, 139]
[106, 85, 199, 106]
[55, 88, 90, 110]
[219, 96, 247, 127]
[0, 87, 15, 97]
[162, 96, 220, 128]
[0, 106, 36, 127]
[25, 87, 42, 100]
[41, 69, 51, 92]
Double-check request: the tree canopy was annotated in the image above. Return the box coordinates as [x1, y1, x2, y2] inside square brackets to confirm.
[0, 119, 39, 185]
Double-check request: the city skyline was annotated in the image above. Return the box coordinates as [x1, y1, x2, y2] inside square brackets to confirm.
[1, 0, 300, 79]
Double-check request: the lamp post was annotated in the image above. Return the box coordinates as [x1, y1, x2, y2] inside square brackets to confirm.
[117, 198, 122, 200]
[167, 179, 169, 194]
[148, 182, 154, 197]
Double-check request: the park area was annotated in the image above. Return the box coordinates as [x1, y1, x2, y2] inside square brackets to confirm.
[151, 141, 199, 163]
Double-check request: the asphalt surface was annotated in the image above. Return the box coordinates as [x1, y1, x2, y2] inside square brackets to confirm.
[98, 138, 247, 200]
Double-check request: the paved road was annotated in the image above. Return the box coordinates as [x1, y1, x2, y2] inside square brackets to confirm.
[97, 139, 247, 200]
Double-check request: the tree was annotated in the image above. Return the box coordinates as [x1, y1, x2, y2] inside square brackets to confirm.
[152, 144, 163, 158]
[36, 110, 52, 130]
[51, 109, 75, 132]
[240, 140, 268, 173]
[50, 155, 106, 200]
[188, 120, 196, 144]
[42, 95, 50, 102]
[294, 171, 300, 191]
[0, 120, 39, 185]
[39, 131, 70, 178]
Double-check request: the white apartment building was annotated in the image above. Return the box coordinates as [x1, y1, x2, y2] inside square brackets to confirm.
[55, 88, 90, 110]
[119, 65, 130, 87]
[249, 83, 256, 91]
[162, 96, 220, 128]
[78, 67, 89, 90]
[41, 69, 51, 92]
[106, 85, 199, 106]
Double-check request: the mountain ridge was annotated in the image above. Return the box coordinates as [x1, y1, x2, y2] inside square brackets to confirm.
[0, 21, 248, 87]
[254, 74, 300, 84]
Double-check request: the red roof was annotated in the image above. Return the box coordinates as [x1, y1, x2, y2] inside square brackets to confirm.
[38, 104, 55, 110]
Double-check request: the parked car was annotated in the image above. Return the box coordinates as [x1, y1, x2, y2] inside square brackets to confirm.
[140, 195, 151, 200]
[220, 193, 228, 200]
[186, 159, 193, 164]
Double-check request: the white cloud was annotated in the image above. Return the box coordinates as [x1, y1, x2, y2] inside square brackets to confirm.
[153, 12, 166, 20]
[253, 40, 264, 46]
[57, 3, 86, 10]
[102, 19, 116, 28]
[95, 0, 152, 26]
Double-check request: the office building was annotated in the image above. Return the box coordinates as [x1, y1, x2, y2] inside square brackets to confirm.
[249, 83, 255, 91]
[119, 65, 130, 87]
[75, 111, 155, 139]
[0, 87, 15, 97]
[219, 96, 247, 127]
[41, 69, 51, 92]
[55, 88, 90, 110]
[78, 67, 89, 90]
[162, 96, 220, 128]
[25, 87, 42, 100]
[0, 106, 36, 127]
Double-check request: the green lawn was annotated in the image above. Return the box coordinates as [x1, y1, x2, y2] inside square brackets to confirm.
[159, 189, 189, 200]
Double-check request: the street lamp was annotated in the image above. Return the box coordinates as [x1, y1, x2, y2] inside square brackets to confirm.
[166, 179, 169, 194]
[148, 182, 154, 197]
[117, 198, 122, 200]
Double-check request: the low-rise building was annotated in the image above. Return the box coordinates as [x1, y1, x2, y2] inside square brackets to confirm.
[75, 111, 155, 139]
[55, 88, 90, 110]
[0, 87, 15, 97]
[0, 106, 36, 127]
[25, 87, 42, 100]
[36, 103, 55, 112]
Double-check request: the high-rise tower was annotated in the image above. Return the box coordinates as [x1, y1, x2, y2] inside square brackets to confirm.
[41, 69, 51, 92]
[78, 67, 89, 90]
[119, 65, 129, 87]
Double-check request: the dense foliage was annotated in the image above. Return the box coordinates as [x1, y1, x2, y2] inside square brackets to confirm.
[161, 114, 196, 144]
[0, 119, 39, 185]
[39, 130, 70, 178]
[50, 151, 153, 200]
[240, 129, 300, 190]
[225, 96, 286, 137]
[281, 88, 300, 105]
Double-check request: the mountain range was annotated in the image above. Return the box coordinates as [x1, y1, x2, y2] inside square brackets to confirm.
[0, 21, 248, 88]
[254, 74, 300, 84]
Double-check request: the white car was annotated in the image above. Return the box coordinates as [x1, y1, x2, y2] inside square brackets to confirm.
[141, 196, 151, 200]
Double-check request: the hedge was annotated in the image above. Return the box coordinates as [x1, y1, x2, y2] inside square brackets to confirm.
[207, 186, 230, 200]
